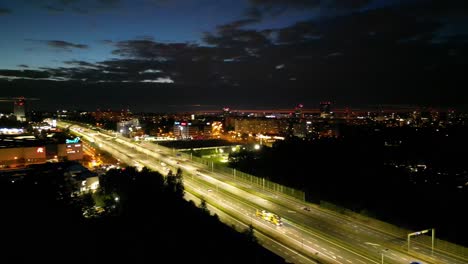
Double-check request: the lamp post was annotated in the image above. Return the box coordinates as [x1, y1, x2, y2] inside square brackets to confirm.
[301, 233, 304, 250]
[381, 249, 388, 264]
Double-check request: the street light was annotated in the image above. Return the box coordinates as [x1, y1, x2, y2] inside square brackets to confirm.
[381, 249, 388, 264]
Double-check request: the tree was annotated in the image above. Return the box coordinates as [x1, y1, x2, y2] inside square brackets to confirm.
[174, 168, 185, 198]
[166, 169, 185, 199]
[199, 197, 209, 214]
[243, 224, 257, 244]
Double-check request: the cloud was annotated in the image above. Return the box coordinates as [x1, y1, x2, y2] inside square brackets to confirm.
[217, 19, 260, 31]
[47, 40, 89, 49]
[325, 52, 342, 58]
[332, 0, 372, 9]
[18, 64, 29, 68]
[112, 39, 195, 59]
[203, 19, 271, 49]
[3, 1, 466, 110]
[0, 69, 46, 78]
[0, 75, 71, 81]
[42, 5, 65, 12]
[64, 60, 100, 68]
[0, 7, 12, 15]
[276, 20, 319, 43]
[139, 69, 162, 74]
[100, 39, 114, 44]
[249, 0, 320, 10]
[404, 0, 468, 18]
[0, 69, 71, 82]
[19, 0, 121, 13]
[141, 77, 174, 83]
[246, 0, 373, 18]
[26, 39, 89, 51]
[98, 0, 119, 5]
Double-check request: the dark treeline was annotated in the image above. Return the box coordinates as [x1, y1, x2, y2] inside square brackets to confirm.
[66, 112, 117, 131]
[0, 163, 285, 263]
[229, 125, 468, 246]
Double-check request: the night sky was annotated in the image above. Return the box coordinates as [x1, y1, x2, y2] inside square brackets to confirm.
[0, 0, 467, 112]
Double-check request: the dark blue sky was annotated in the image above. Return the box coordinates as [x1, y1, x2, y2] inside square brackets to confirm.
[0, 0, 466, 111]
[0, 0, 315, 69]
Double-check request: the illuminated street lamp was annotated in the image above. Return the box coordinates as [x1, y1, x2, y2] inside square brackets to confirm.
[254, 144, 260, 150]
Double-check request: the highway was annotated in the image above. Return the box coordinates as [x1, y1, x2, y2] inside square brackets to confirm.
[60, 121, 467, 264]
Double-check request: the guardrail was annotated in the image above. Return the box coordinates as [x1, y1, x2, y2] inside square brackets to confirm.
[319, 201, 468, 258]
[175, 151, 305, 201]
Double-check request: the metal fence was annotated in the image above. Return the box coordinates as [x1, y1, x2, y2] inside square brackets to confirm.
[159, 143, 468, 258]
[175, 151, 305, 201]
[319, 201, 468, 257]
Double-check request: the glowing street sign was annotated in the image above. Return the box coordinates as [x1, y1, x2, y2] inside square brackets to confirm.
[66, 137, 81, 144]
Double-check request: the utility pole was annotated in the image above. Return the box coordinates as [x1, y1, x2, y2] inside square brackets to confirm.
[407, 228, 434, 252]
[301, 234, 303, 250]
[432, 228, 435, 255]
[381, 249, 388, 264]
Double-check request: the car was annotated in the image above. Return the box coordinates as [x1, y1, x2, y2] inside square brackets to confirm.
[303, 207, 311, 211]
[207, 189, 212, 192]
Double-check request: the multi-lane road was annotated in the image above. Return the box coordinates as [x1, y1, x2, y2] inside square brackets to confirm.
[61, 121, 466, 264]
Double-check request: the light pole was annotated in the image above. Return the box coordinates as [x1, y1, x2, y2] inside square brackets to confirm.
[381, 249, 388, 264]
[301, 233, 304, 250]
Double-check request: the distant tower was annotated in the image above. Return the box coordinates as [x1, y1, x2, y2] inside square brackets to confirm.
[294, 104, 304, 119]
[222, 107, 231, 130]
[14, 97, 26, 122]
[320, 101, 332, 118]
[0, 97, 38, 122]
[289, 104, 306, 138]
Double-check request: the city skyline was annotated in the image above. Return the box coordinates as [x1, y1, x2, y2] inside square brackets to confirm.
[1, 0, 467, 111]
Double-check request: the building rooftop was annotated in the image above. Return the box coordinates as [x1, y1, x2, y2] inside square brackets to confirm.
[0, 133, 65, 148]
